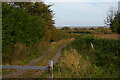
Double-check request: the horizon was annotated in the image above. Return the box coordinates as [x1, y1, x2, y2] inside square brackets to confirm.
[55, 25, 109, 28]
[45, 1, 119, 27]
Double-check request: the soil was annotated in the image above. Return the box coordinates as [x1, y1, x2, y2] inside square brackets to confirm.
[2, 44, 66, 78]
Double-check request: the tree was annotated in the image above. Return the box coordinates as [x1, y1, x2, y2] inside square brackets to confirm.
[2, 3, 45, 53]
[2, 2, 56, 64]
[110, 13, 120, 33]
[105, 7, 120, 33]
[105, 7, 117, 26]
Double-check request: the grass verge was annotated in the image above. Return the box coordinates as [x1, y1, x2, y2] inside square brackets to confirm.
[41, 34, 119, 78]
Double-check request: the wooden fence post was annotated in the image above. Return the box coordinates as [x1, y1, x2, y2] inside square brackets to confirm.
[48, 60, 53, 80]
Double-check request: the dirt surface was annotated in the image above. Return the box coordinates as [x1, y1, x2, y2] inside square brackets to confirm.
[3, 46, 53, 78]
[2, 42, 67, 78]
[27, 44, 66, 78]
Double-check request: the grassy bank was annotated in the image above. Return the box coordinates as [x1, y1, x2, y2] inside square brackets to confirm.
[17, 38, 74, 78]
[2, 30, 77, 75]
[2, 40, 51, 74]
[41, 34, 119, 78]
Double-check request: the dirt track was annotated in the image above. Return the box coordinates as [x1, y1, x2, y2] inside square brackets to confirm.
[3, 46, 52, 78]
[3, 43, 67, 78]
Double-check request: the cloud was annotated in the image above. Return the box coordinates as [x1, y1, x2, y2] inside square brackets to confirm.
[45, 2, 118, 26]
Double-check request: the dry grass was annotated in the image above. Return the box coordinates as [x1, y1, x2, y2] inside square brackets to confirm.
[53, 49, 91, 78]
[37, 38, 75, 66]
[60, 49, 81, 72]
[95, 34, 120, 40]
[17, 38, 74, 78]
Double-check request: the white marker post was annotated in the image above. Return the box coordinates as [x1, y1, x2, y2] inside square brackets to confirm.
[91, 43, 94, 49]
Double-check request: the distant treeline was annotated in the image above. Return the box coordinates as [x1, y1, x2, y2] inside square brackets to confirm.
[68, 31, 92, 34]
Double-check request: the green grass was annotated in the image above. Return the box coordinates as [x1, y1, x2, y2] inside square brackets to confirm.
[2, 32, 77, 76]
[15, 38, 74, 78]
[41, 34, 119, 78]
[2, 40, 51, 75]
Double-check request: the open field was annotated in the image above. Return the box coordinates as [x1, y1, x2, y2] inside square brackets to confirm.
[95, 34, 120, 40]
[41, 34, 119, 78]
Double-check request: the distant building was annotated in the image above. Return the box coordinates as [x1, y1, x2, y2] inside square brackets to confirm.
[118, 1, 120, 13]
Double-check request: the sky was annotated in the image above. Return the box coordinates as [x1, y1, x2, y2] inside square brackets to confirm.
[44, 0, 119, 27]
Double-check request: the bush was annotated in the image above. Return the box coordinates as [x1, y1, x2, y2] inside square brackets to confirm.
[66, 34, 119, 77]
[2, 2, 54, 64]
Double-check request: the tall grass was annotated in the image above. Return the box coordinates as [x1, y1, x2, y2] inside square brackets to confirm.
[2, 40, 51, 65]
[45, 34, 119, 78]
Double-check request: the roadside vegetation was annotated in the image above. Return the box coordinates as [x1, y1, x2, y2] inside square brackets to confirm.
[41, 34, 119, 78]
[2, 2, 72, 65]
[2, 1, 119, 78]
[2, 2, 77, 75]
[18, 38, 74, 78]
